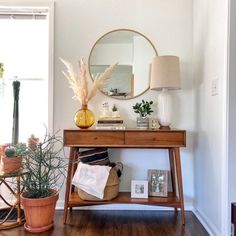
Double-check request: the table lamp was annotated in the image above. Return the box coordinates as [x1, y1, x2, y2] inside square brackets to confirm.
[150, 56, 181, 128]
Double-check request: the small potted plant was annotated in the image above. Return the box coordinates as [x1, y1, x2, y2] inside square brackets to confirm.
[112, 104, 120, 118]
[20, 133, 66, 233]
[1, 143, 27, 174]
[133, 100, 154, 128]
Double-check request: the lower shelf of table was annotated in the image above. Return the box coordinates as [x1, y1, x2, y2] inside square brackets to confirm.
[68, 192, 181, 208]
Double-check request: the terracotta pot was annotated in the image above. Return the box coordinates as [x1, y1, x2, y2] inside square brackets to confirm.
[0, 144, 9, 157]
[1, 155, 22, 173]
[21, 190, 59, 233]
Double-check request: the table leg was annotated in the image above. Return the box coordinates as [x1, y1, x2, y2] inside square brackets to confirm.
[174, 147, 185, 225]
[63, 147, 77, 224]
[168, 148, 177, 213]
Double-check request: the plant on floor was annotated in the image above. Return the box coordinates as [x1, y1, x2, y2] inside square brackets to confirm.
[20, 132, 67, 233]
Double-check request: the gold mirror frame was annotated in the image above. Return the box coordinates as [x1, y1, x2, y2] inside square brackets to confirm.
[88, 29, 158, 100]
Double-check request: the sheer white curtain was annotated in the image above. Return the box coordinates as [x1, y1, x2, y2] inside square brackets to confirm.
[0, 12, 48, 143]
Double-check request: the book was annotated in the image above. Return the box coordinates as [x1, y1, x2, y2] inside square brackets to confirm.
[95, 126, 125, 130]
[96, 123, 124, 127]
[97, 120, 123, 124]
[98, 117, 123, 120]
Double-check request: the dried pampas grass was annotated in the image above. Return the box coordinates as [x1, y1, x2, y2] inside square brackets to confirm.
[60, 58, 116, 105]
[88, 63, 117, 101]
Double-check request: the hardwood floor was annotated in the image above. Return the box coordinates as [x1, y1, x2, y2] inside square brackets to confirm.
[0, 210, 209, 236]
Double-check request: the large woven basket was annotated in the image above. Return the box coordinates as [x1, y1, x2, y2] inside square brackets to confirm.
[78, 167, 119, 201]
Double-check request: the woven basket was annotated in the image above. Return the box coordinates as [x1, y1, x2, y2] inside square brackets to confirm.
[78, 167, 119, 201]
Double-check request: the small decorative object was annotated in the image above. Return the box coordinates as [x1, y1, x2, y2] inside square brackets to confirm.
[112, 104, 120, 118]
[131, 180, 148, 199]
[99, 101, 110, 118]
[20, 132, 66, 233]
[150, 118, 159, 129]
[1, 143, 27, 173]
[132, 100, 153, 129]
[150, 56, 181, 128]
[60, 58, 117, 129]
[27, 134, 39, 151]
[0, 63, 4, 79]
[148, 169, 168, 197]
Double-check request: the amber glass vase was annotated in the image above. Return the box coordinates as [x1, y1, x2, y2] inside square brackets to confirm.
[74, 104, 95, 129]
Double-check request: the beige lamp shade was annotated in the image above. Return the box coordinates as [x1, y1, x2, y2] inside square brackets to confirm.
[150, 56, 181, 90]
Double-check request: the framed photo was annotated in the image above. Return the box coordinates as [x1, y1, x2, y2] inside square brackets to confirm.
[148, 169, 168, 197]
[131, 180, 148, 198]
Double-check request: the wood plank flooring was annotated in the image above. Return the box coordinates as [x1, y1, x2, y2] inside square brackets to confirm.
[0, 210, 209, 236]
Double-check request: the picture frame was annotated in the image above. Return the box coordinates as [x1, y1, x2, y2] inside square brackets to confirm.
[150, 117, 159, 129]
[131, 180, 148, 198]
[148, 169, 168, 197]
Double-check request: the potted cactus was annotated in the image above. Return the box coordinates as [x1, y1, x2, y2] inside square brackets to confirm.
[112, 104, 120, 118]
[1, 143, 27, 173]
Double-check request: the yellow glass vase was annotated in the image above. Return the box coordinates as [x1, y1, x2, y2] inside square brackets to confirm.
[74, 104, 95, 129]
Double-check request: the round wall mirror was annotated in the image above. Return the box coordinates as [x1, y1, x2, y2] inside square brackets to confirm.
[88, 29, 157, 100]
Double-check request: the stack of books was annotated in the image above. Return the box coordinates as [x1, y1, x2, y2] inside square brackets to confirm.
[95, 117, 125, 130]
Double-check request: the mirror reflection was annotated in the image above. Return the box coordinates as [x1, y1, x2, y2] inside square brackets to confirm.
[89, 29, 157, 100]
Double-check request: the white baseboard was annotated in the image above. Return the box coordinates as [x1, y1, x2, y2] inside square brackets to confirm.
[193, 208, 221, 236]
[56, 199, 194, 211]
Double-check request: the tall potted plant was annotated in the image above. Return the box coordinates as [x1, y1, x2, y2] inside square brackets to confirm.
[12, 80, 20, 145]
[20, 133, 66, 233]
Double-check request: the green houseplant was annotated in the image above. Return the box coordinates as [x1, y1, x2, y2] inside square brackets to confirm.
[133, 100, 154, 128]
[20, 133, 66, 233]
[1, 143, 27, 173]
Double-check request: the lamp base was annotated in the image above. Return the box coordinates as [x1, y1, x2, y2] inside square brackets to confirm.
[157, 89, 172, 127]
[159, 125, 171, 130]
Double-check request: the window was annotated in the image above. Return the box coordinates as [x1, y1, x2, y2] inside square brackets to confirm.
[0, 5, 53, 143]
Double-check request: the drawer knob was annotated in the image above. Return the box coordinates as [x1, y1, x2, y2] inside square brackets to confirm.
[94, 137, 98, 140]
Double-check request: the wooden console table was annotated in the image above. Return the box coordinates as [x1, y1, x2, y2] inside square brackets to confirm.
[63, 129, 186, 225]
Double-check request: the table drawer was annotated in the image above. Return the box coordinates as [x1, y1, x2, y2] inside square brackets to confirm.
[64, 130, 124, 146]
[125, 131, 186, 147]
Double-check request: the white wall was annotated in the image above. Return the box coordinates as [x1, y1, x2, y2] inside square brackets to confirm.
[54, 0, 194, 209]
[228, 0, 236, 234]
[193, 0, 229, 235]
